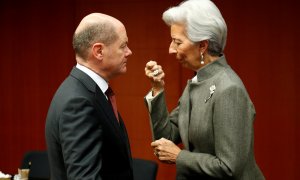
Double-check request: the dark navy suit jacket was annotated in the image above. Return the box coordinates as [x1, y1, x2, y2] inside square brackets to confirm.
[45, 67, 133, 180]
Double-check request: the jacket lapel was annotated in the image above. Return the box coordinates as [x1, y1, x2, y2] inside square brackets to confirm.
[178, 81, 192, 150]
[94, 87, 123, 133]
[94, 86, 132, 159]
[70, 67, 130, 156]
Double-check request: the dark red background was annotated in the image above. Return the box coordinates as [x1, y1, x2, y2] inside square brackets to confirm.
[0, 0, 299, 179]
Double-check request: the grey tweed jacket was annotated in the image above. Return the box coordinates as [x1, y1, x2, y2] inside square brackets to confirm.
[145, 56, 264, 180]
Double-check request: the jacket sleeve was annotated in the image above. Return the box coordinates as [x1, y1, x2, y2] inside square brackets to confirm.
[176, 85, 255, 178]
[59, 97, 103, 180]
[144, 91, 181, 144]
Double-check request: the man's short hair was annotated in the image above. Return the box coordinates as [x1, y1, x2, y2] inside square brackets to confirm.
[72, 22, 118, 59]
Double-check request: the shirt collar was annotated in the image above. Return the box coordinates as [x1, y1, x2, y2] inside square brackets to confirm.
[76, 63, 108, 93]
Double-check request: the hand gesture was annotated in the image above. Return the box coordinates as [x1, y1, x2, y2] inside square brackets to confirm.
[151, 138, 181, 164]
[145, 60, 165, 96]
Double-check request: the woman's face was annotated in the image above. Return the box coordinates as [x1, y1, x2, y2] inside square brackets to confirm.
[169, 23, 201, 71]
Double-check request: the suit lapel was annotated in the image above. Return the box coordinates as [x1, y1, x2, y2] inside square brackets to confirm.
[70, 67, 130, 157]
[70, 67, 123, 135]
[118, 116, 132, 159]
[94, 88, 132, 158]
[94, 87, 123, 133]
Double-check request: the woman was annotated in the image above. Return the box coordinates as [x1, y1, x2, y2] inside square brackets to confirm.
[144, 0, 264, 179]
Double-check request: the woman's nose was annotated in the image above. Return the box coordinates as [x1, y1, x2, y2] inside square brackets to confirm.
[169, 44, 177, 54]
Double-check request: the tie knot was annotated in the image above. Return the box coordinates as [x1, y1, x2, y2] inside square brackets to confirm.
[105, 87, 115, 97]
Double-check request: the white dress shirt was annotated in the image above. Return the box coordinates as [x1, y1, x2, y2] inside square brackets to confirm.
[76, 63, 109, 97]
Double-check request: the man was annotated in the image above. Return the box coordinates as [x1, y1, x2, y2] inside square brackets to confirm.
[45, 13, 133, 179]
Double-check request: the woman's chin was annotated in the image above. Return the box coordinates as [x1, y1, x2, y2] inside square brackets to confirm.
[180, 62, 189, 69]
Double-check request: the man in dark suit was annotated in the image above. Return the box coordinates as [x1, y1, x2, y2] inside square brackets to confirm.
[45, 13, 133, 179]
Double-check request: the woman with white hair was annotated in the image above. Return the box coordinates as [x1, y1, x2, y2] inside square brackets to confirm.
[144, 0, 264, 179]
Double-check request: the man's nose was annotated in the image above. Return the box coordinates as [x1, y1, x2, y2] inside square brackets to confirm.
[127, 47, 133, 56]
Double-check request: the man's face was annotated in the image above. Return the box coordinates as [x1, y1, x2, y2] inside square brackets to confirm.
[102, 25, 132, 80]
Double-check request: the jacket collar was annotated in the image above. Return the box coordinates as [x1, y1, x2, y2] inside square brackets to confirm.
[70, 67, 98, 93]
[196, 55, 229, 83]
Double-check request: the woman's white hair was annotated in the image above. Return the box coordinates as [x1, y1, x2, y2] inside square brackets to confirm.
[162, 0, 227, 56]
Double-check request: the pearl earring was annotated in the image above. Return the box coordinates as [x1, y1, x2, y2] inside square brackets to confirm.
[200, 53, 204, 64]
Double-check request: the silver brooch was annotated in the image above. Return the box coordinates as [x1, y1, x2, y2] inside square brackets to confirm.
[205, 85, 216, 103]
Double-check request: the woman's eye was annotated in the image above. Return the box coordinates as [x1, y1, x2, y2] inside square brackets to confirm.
[174, 40, 182, 45]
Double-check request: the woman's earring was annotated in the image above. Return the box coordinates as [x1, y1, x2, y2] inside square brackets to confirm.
[200, 53, 204, 65]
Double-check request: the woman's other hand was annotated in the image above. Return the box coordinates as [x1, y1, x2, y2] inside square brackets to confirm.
[151, 138, 181, 164]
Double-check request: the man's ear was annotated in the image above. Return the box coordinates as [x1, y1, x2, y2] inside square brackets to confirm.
[92, 43, 104, 60]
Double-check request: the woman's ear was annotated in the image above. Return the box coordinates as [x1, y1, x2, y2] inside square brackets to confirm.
[199, 40, 209, 53]
[92, 43, 104, 60]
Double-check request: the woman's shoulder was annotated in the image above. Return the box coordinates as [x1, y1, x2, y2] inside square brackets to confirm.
[213, 66, 249, 94]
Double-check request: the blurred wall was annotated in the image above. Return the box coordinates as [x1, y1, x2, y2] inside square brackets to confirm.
[0, 0, 299, 179]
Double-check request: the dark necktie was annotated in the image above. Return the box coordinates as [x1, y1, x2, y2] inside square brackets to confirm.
[105, 87, 119, 122]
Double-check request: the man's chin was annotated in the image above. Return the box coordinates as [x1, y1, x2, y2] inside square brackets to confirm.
[118, 68, 127, 75]
[121, 67, 127, 73]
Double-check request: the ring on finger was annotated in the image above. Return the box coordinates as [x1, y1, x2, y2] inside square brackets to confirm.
[152, 69, 159, 76]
